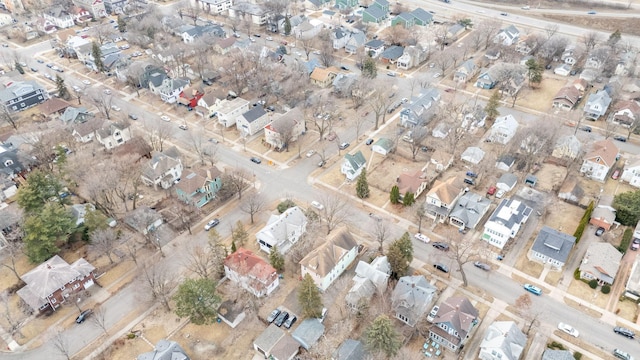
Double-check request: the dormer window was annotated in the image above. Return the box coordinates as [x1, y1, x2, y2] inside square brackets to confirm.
[4, 159, 13, 167]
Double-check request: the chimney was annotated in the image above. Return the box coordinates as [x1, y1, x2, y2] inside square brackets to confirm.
[206, 170, 211, 180]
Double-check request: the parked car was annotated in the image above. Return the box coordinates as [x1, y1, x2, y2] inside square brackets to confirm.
[387, 71, 397, 77]
[614, 135, 627, 142]
[267, 309, 281, 323]
[111, 105, 121, 111]
[250, 157, 262, 164]
[306, 150, 316, 158]
[365, 138, 374, 145]
[204, 218, 220, 231]
[487, 186, 497, 196]
[76, 309, 93, 323]
[82, 80, 91, 85]
[318, 160, 326, 167]
[414, 233, 430, 243]
[558, 322, 579, 337]
[326, 132, 337, 141]
[426, 305, 439, 322]
[274, 311, 289, 327]
[500, 12, 508, 16]
[579, 125, 592, 132]
[496, 189, 506, 199]
[523, 283, 542, 296]
[30, 67, 38, 72]
[283, 314, 297, 329]
[319, 308, 327, 323]
[614, 326, 635, 339]
[160, 115, 170, 122]
[474, 261, 490, 271]
[103, 89, 112, 95]
[587, 10, 597, 14]
[433, 72, 441, 78]
[612, 170, 620, 180]
[595, 227, 605, 236]
[179, 124, 188, 130]
[311, 201, 324, 210]
[339, 142, 350, 150]
[613, 349, 633, 360]
[632, 238, 640, 251]
[128, 114, 138, 120]
[463, 178, 475, 185]
[434, 263, 449, 273]
[432, 242, 449, 251]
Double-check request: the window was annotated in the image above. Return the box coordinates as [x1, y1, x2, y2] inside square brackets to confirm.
[73, 283, 80, 289]
[4, 159, 13, 166]
[51, 298, 57, 304]
[59, 285, 65, 290]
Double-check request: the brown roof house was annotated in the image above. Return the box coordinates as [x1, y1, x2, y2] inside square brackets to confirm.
[224, 248, 279, 298]
[310, 66, 339, 88]
[38, 98, 71, 120]
[397, 169, 428, 199]
[579, 242, 622, 285]
[611, 100, 640, 128]
[425, 177, 465, 223]
[552, 86, 581, 111]
[175, 167, 222, 208]
[579, 139, 618, 182]
[429, 296, 479, 352]
[300, 228, 358, 291]
[17, 255, 97, 313]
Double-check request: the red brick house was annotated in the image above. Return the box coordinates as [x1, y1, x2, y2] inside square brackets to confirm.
[224, 248, 279, 298]
[178, 86, 204, 109]
[17, 255, 97, 313]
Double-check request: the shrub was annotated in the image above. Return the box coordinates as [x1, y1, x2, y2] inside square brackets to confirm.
[277, 199, 296, 213]
[573, 201, 594, 244]
[618, 228, 632, 252]
[547, 341, 565, 350]
[588, 279, 598, 289]
[573, 268, 581, 280]
[601, 284, 611, 294]
[574, 351, 582, 360]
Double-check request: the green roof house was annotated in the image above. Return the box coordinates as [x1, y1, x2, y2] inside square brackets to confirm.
[175, 168, 222, 208]
[341, 151, 366, 181]
[362, 0, 389, 24]
[391, 12, 415, 28]
[336, 0, 358, 9]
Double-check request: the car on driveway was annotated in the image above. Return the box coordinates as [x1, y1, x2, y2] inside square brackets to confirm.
[614, 326, 635, 339]
[432, 242, 449, 251]
[612, 170, 620, 180]
[283, 314, 297, 329]
[523, 283, 542, 296]
[632, 238, 640, 251]
[474, 261, 490, 271]
[76, 309, 93, 324]
[250, 157, 262, 164]
[426, 305, 439, 322]
[595, 227, 605, 236]
[414, 233, 430, 243]
[267, 309, 281, 323]
[311, 201, 324, 210]
[204, 218, 220, 231]
[487, 186, 497, 196]
[558, 322, 579, 337]
[46, 63, 53, 68]
[274, 311, 289, 327]
[433, 72, 441, 78]
[434, 263, 449, 273]
[365, 138, 374, 145]
[160, 115, 170, 122]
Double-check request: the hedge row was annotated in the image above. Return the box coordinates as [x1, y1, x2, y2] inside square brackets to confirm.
[573, 201, 595, 244]
[619, 228, 633, 253]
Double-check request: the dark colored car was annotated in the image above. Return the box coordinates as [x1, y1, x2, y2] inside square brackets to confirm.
[595, 227, 605, 236]
[434, 263, 449, 273]
[614, 326, 635, 339]
[267, 309, 281, 323]
[76, 309, 93, 323]
[474, 261, 490, 271]
[250, 157, 262, 164]
[365, 138, 374, 145]
[614, 135, 627, 142]
[463, 178, 475, 186]
[274, 311, 289, 327]
[579, 126, 592, 132]
[432, 242, 449, 251]
[283, 314, 297, 329]
[129, 114, 138, 120]
[466, 171, 478, 178]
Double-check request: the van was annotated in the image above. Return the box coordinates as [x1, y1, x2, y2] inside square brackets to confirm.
[463, 178, 475, 185]
[613, 349, 633, 360]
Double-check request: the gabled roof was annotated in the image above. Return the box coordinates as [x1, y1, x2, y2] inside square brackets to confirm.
[333, 339, 366, 360]
[310, 66, 339, 82]
[584, 89, 612, 115]
[542, 349, 575, 360]
[380, 45, 404, 61]
[344, 151, 366, 171]
[427, 177, 461, 204]
[257, 206, 307, 249]
[398, 170, 426, 194]
[497, 173, 518, 188]
[579, 242, 622, 284]
[488, 198, 532, 230]
[553, 86, 581, 105]
[480, 321, 526, 360]
[531, 226, 575, 263]
[38, 98, 71, 116]
[143, 148, 182, 181]
[175, 167, 221, 195]
[224, 248, 277, 284]
[583, 139, 618, 167]
[137, 340, 190, 360]
[240, 106, 267, 123]
[299, 228, 357, 278]
[291, 319, 325, 350]
[449, 191, 492, 229]
[411, 8, 433, 23]
[391, 275, 436, 325]
[363, 6, 386, 20]
[461, 146, 485, 164]
[372, 137, 393, 151]
[365, 39, 384, 49]
[432, 296, 478, 340]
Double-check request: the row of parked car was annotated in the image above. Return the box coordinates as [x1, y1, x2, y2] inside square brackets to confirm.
[267, 308, 297, 329]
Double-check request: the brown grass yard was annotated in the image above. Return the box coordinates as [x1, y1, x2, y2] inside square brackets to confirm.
[566, 280, 610, 309]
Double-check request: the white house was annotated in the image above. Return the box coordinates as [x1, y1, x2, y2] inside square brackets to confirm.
[494, 25, 520, 46]
[195, 89, 227, 118]
[528, 226, 576, 269]
[229, 2, 270, 25]
[482, 198, 533, 249]
[371, 138, 394, 156]
[300, 228, 358, 291]
[141, 147, 183, 190]
[622, 155, 640, 188]
[217, 97, 251, 128]
[95, 121, 131, 150]
[345, 256, 391, 310]
[157, 78, 189, 104]
[488, 114, 519, 144]
[479, 321, 526, 360]
[256, 206, 307, 254]
[341, 151, 366, 181]
[236, 106, 271, 136]
[263, 108, 306, 151]
[579, 139, 618, 182]
[554, 64, 572, 76]
[224, 248, 280, 298]
[583, 89, 612, 121]
[496, 173, 518, 193]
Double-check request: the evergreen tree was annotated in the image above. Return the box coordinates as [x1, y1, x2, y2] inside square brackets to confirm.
[230, 240, 237, 253]
[613, 190, 640, 226]
[402, 191, 415, 206]
[525, 58, 543, 86]
[397, 232, 413, 263]
[485, 90, 501, 123]
[91, 42, 104, 72]
[386, 232, 413, 278]
[284, 16, 291, 36]
[17, 170, 65, 214]
[55, 74, 70, 100]
[364, 315, 401, 359]
[173, 278, 221, 325]
[458, 18, 473, 29]
[231, 221, 248, 246]
[117, 16, 127, 33]
[390, 185, 400, 204]
[356, 168, 370, 199]
[269, 245, 285, 272]
[298, 273, 322, 318]
[607, 29, 621, 46]
[362, 56, 377, 79]
[23, 202, 75, 263]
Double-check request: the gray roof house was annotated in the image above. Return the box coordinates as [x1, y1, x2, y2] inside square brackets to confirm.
[542, 349, 575, 360]
[364, 39, 385, 58]
[625, 257, 640, 300]
[494, 25, 520, 46]
[333, 339, 366, 360]
[552, 135, 582, 160]
[400, 88, 440, 127]
[253, 324, 300, 360]
[454, 59, 477, 83]
[137, 340, 190, 360]
[141, 147, 183, 190]
[256, 206, 308, 254]
[124, 206, 163, 235]
[236, 105, 270, 136]
[489, 114, 519, 144]
[449, 191, 492, 230]
[391, 275, 437, 327]
[583, 89, 612, 120]
[495, 155, 516, 171]
[497, 173, 518, 192]
[579, 242, 622, 285]
[478, 321, 526, 360]
[371, 138, 394, 156]
[346, 256, 390, 310]
[528, 226, 576, 269]
[380, 45, 405, 63]
[341, 151, 366, 181]
[60, 106, 92, 123]
[0, 80, 49, 113]
[429, 296, 479, 352]
[292, 318, 325, 350]
[411, 8, 433, 25]
[461, 147, 485, 164]
[345, 31, 366, 54]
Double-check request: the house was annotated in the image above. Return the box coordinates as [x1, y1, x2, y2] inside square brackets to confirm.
[137, 340, 190, 360]
[400, 88, 440, 127]
[229, 2, 270, 25]
[524, 174, 537, 187]
[336, 0, 358, 9]
[333, 339, 366, 360]
[528, 226, 576, 269]
[17, 255, 96, 313]
[345, 31, 366, 54]
[371, 138, 394, 156]
[300, 228, 358, 291]
[292, 319, 325, 350]
[482, 198, 533, 249]
[488, 114, 518, 144]
[583, 89, 612, 120]
[397, 170, 428, 198]
[430, 149, 454, 171]
[554, 64, 572, 76]
[579, 242, 622, 285]
[611, 100, 640, 127]
[95, 121, 132, 150]
[625, 257, 640, 300]
[0, 143, 31, 180]
[579, 139, 618, 182]
[177, 86, 204, 109]
[589, 205, 616, 230]
[552, 135, 582, 160]
[141, 147, 183, 190]
[425, 177, 464, 222]
[558, 178, 585, 204]
[341, 151, 366, 181]
[180, 24, 225, 44]
[432, 121, 453, 138]
[0, 80, 49, 113]
[213, 37, 236, 55]
[379, 45, 404, 64]
[475, 67, 499, 89]
[391, 12, 415, 28]
[72, 119, 100, 143]
[156, 78, 189, 104]
[461, 147, 485, 164]
[294, 19, 323, 39]
[332, 28, 351, 50]
[175, 168, 222, 208]
[256, 206, 307, 254]
[362, 0, 389, 24]
[61, 106, 93, 124]
[454, 59, 477, 83]
[43, 7, 75, 28]
[310, 67, 339, 88]
[621, 155, 640, 187]
[542, 349, 574, 360]
[364, 39, 385, 58]
[72, 0, 106, 18]
[217, 300, 246, 328]
[573, 78, 588, 95]
[411, 8, 433, 26]
[217, 97, 251, 128]
[495, 155, 516, 171]
[429, 296, 479, 352]
[38, 98, 72, 120]
[345, 256, 390, 310]
[124, 206, 163, 235]
[198, 0, 233, 14]
[494, 25, 520, 46]
[478, 321, 526, 360]
[263, 108, 306, 151]
[497, 173, 518, 193]
[449, 191, 492, 230]
[195, 89, 227, 118]
[224, 248, 280, 298]
[391, 275, 437, 327]
[396, 45, 428, 70]
[447, 24, 465, 40]
[552, 86, 581, 111]
[236, 106, 270, 136]
[253, 324, 300, 360]
[484, 47, 501, 61]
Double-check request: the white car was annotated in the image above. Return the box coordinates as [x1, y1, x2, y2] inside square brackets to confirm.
[433, 72, 441, 78]
[311, 201, 324, 210]
[103, 89, 112, 95]
[427, 305, 439, 322]
[414, 233, 430, 243]
[306, 150, 316, 158]
[266, 36, 273, 41]
[557, 322, 579, 337]
[111, 105, 121, 111]
[82, 80, 91, 85]
[160, 115, 170, 122]
[496, 189, 505, 199]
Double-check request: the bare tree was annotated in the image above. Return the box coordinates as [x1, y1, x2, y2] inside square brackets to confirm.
[509, 121, 558, 173]
[126, 241, 140, 266]
[604, 120, 619, 139]
[89, 228, 119, 264]
[434, 51, 453, 76]
[272, 115, 297, 152]
[140, 262, 176, 312]
[320, 194, 350, 235]
[146, 121, 174, 152]
[0, 106, 19, 130]
[581, 31, 601, 51]
[318, 35, 335, 67]
[544, 24, 559, 40]
[476, 19, 502, 50]
[89, 91, 113, 120]
[446, 229, 490, 287]
[368, 80, 393, 130]
[1, 241, 23, 281]
[90, 306, 109, 334]
[373, 219, 390, 254]
[300, 37, 315, 60]
[412, 204, 427, 233]
[183, 239, 226, 280]
[306, 94, 335, 141]
[240, 192, 266, 224]
[514, 293, 541, 335]
[383, 24, 410, 46]
[0, 291, 20, 336]
[90, 23, 117, 45]
[406, 126, 429, 161]
[52, 329, 71, 360]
